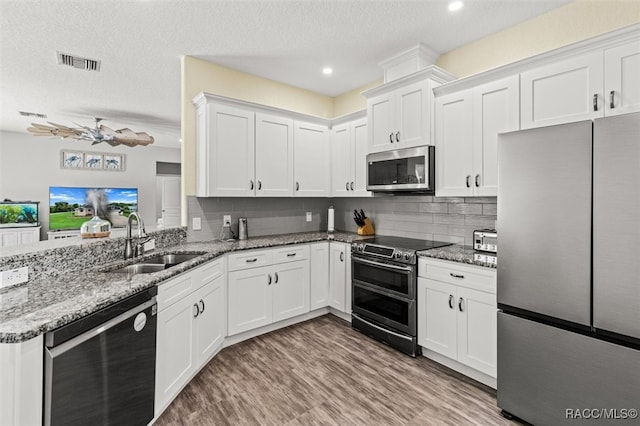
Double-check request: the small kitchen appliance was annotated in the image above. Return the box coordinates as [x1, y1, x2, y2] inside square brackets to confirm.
[238, 217, 248, 240]
[473, 229, 497, 266]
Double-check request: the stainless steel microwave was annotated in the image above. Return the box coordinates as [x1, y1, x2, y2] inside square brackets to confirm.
[366, 145, 435, 193]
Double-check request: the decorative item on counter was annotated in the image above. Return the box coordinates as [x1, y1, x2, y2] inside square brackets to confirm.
[80, 215, 111, 238]
[353, 209, 375, 236]
[239, 217, 248, 240]
[327, 205, 334, 232]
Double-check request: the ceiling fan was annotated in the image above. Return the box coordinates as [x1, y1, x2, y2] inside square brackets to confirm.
[27, 117, 155, 147]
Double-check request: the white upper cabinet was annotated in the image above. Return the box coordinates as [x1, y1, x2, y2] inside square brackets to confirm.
[604, 40, 640, 116]
[294, 121, 330, 196]
[255, 113, 294, 196]
[436, 75, 519, 197]
[330, 117, 370, 197]
[521, 51, 604, 129]
[364, 68, 456, 154]
[195, 102, 255, 196]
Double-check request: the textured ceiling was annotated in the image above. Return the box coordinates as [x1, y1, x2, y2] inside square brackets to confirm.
[0, 0, 571, 148]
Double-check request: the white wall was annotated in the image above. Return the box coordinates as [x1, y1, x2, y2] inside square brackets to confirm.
[0, 131, 180, 239]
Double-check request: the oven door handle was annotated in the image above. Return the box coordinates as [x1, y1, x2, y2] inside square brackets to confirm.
[352, 256, 414, 273]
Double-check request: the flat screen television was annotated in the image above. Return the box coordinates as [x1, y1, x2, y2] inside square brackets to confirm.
[49, 187, 138, 231]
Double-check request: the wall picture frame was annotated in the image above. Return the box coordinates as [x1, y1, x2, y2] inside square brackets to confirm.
[84, 153, 103, 169]
[103, 154, 125, 171]
[61, 151, 84, 169]
[59, 149, 126, 171]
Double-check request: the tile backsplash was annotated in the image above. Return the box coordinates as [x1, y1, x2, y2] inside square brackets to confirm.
[188, 195, 497, 246]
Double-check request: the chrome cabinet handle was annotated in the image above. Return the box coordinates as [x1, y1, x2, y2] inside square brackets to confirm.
[395, 131, 400, 142]
[258, 180, 262, 190]
[199, 299, 205, 313]
[350, 182, 354, 190]
[458, 297, 464, 312]
[340, 252, 344, 262]
[268, 274, 272, 285]
[246, 258, 258, 263]
[193, 303, 200, 318]
[346, 182, 350, 191]
[450, 272, 464, 279]
[296, 182, 300, 191]
[465, 175, 471, 188]
[449, 295, 454, 309]
[593, 94, 598, 111]
[389, 133, 394, 143]
[610, 90, 615, 109]
[475, 174, 480, 187]
[287, 253, 296, 257]
[250, 180, 254, 190]
[274, 272, 279, 283]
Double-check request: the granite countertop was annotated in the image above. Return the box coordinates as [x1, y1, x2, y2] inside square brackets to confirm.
[0, 231, 367, 343]
[417, 244, 497, 269]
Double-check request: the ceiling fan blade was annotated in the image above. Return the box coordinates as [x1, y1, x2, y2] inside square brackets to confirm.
[99, 125, 117, 135]
[47, 122, 78, 131]
[30, 123, 58, 130]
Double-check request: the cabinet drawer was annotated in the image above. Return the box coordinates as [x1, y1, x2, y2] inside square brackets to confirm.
[157, 272, 195, 312]
[272, 244, 309, 264]
[195, 257, 225, 289]
[227, 249, 273, 271]
[419, 258, 496, 294]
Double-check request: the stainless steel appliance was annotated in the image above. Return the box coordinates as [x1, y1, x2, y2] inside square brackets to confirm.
[473, 229, 497, 253]
[351, 236, 451, 356]
[366, 145, 435, 193]
[44, 288, 157, 426]
[497, 113, 640, 425]
[239, 217, 248, 240]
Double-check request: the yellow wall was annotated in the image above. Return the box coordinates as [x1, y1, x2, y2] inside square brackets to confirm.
[332, 79, 384, 118]
[436, 0, 640, 78]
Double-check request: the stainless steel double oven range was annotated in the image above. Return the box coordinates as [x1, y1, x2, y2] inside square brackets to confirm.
[351, 236, 451, 356]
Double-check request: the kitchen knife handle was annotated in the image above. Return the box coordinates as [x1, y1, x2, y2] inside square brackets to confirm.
[465, 175, 471, 188]
[610, 90, 615, 109]
[448, 295, 454, 309]
[458, 297, 464, 312]
[593, 94, 598, 111]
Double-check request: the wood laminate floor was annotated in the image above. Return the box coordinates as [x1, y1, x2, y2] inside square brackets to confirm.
[156, 315, 520, 426]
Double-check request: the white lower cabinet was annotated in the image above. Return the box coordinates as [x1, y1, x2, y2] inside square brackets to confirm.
[0, 226, 40, 247]
[227, 245, 311, 336]
[417, 258, 497, 379]
[310, 242, 330, 310]
[329, 242, 351, 314]
[155, 258, 226, 414]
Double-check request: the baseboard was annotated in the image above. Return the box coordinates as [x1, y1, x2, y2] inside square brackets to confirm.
[328, 308, 351, 322]
[422, 348, 497, 389]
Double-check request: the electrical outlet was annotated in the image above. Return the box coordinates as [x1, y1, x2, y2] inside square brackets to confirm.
[192, 217, 201, 230]
[306, 212, 312, 222]
[0, 267, 29, 289]
[223, 215, 231, 227]
[143, 238, 156, 252]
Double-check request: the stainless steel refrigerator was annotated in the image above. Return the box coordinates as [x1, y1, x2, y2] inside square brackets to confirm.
[497, 112, 640, 425]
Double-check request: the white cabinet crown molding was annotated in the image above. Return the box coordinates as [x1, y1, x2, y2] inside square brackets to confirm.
[362, 66, 457, 99]
[434, 23, 640, 97]
[329, 109, 367, 128]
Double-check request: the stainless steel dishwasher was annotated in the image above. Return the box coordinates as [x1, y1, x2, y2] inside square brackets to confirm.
[44, 287, 157, 426]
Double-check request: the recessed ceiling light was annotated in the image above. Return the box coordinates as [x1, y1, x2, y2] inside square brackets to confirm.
[322, 67, 333, 75]
[448, 1, 463, 12]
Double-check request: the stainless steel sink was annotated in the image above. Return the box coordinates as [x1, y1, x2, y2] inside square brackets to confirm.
[109, 264, 166, 274]
[140, 253, 203, 266]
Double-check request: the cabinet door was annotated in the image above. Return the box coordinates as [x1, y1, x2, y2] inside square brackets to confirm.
[272, 260, 310, 322]
[367, 93, 395, 153]
[472, 76, 520, 196]
[417, 278, 457, 359]
[351, 118, 371, 197]
[330, 123, 352, 197]
[396, 80, 430, 149]
[294, 121, 330, 196]
[456, 286, 497, 377]
[255, 113, 294, 196]
[520, 51, 604, 129]
[310, 242, 330, 310]
[202, 104, 255, 196]
[329, 243, 347, 312]
[604, 40, 640, 116]
[193, 273, 226, 366]
[435, 90, 473, 196]
[227, 266, 273, 335]
[155, 295, 196, 411]
[0, 230, 19, 247]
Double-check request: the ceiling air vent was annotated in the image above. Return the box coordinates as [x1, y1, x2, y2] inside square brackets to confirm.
[56, 51, 101, 71]
[19, 111, 47, 119]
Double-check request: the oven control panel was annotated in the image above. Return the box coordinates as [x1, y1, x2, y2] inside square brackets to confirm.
[351, 243, 415, 264]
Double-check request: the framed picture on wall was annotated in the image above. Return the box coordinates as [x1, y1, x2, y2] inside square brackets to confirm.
[61, 151, 84, 169]
[84, 153, 103, 169]
[103, 154, 125, 171]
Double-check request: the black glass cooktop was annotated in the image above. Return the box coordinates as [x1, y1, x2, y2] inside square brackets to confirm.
[362, 235, 452, 252]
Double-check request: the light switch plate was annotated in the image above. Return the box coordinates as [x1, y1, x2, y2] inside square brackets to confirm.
[0, 267, 29, 289]
[192, 217, 201, 230]
[306, 212, 312, 222]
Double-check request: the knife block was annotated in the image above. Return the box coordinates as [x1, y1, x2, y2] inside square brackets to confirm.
[357, 218, 375, 236]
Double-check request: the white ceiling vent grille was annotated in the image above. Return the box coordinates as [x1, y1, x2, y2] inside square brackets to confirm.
[19, 111, 47, 119]
[56, 51, 101, 71]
